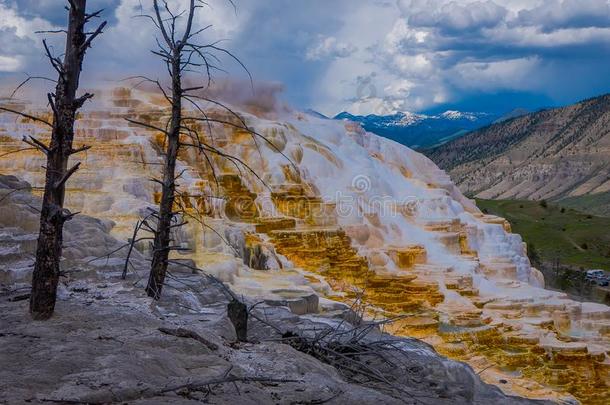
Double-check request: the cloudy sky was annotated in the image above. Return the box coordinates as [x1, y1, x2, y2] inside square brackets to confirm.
[1, 0, 609, 115]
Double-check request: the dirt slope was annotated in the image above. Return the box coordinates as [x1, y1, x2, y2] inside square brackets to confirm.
[427, 94, 610, 214]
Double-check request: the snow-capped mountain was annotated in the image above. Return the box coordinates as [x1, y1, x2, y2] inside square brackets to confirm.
[439, 110, 480, 121]
[334, 110, 498, 150]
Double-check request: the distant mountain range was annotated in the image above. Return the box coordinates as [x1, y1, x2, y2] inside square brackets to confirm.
[331, 109, 528, 149]
[426, 94, 610, 216]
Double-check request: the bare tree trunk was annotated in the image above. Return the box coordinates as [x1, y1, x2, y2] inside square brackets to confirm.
[228, 299, 248, 342]
[136, 0, 255, 300]
[146, 55, 182, 299]
[30, 0, 104, 319]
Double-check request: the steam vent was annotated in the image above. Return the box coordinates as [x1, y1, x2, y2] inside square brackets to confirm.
[1, 88, 609, 404]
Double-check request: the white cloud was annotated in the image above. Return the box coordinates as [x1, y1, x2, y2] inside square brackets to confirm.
[449, 57, 542, 91]
[316, 0, 610, 114]
[0, 55, 20, 72]
[306, 36, 357, 61]
[489, 25, 610, 48]
[398, 0, 507, 32]
[0, 2, 56, 74]
[0, 3, 54, 38]
[388, 53, 435, 78]
[83, 0, 249, 80]
[518, 0, 610, 30]
[385, 19, 428, 52]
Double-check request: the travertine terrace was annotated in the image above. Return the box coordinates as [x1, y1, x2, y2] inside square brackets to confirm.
[1, 88, 609, 404]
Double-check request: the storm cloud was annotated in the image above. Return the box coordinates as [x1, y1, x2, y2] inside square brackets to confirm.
[1, 0, 609, 115]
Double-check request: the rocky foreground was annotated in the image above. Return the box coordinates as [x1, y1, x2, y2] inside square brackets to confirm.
[0, 175, 548, 404]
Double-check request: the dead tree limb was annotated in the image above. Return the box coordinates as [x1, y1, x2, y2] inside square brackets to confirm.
[158, 327, 219, 351]
[8, 75, 57, 100]
[41, 372, 300, 404]
[0, 107, 52, 127]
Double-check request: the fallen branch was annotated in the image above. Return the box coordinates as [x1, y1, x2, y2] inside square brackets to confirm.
[40, 372, 300, 404]
[158, 327, 218, 351]
[7, 294, 31, 302]
[153, 373, 300, 396]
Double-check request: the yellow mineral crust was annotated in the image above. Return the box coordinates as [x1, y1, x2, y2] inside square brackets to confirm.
[1, 89, 609, 404]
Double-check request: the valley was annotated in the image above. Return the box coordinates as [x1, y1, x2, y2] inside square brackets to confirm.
[475, 199, 610, 272]
[427, 94, 610, 217]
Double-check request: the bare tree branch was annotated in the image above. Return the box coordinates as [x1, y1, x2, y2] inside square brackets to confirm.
[126, 118, 169, 134]
[0, 107, 53, 127]
[74, 93, 94, 109]
[22, 135, 51, 155]
[42, 39, 64, 77]
[0, 147, 37, 159]
[70, 145, 91, 155]
[9, 75, 57, 99]
[80, 21, 107, 54]
[54, 162, 81, 189]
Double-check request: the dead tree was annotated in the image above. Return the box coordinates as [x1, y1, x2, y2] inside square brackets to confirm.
[130, 0, 272, 300]
[0, 1, 106, 319]
[134, 0, 196, 299]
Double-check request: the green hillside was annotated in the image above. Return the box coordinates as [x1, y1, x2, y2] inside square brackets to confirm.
[476, 199, 610, 271]
[557, 191, 610, 218]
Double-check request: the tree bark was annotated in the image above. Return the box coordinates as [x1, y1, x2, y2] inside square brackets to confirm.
[30, 0, 92, 320]
[146, 53, 182, 299]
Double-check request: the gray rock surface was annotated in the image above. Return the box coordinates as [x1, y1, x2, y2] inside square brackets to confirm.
[0, 175, 147, 282]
